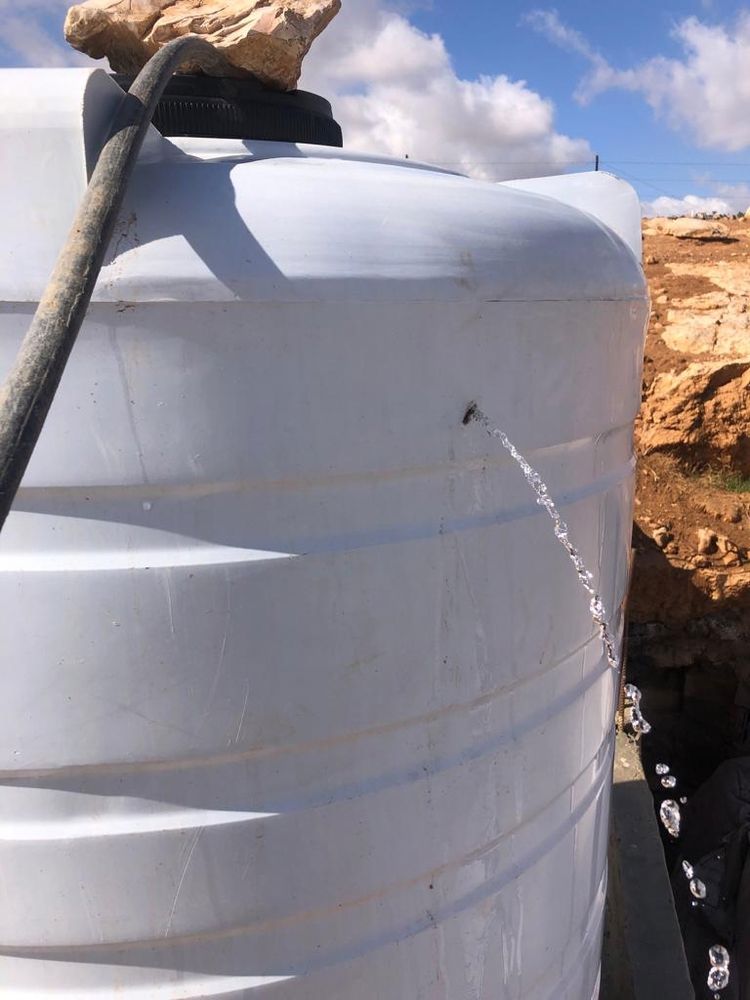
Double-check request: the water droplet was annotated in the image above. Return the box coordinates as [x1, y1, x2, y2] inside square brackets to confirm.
[707, 966, 730, 991]
[709, 945, 730, 968]
[142, 501, 152, 512]
[707, 944, 730, 996]
[660, 799, 681, 838]
[656, 763, 670, 776]
[690, 878, 707, 899]
[624, 683, 640, 703]
[623, 684, 652, 737]
[682, 860, 694, 879]
[111, 621, 121, 628]
[661, 775, 677, 788]
[680, 797, 688, 804]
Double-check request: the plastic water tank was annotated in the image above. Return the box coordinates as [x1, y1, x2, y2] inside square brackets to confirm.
[0, 69, 648, 998]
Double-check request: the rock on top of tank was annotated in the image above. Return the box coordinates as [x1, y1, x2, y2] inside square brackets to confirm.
[64, 0, 341, 91]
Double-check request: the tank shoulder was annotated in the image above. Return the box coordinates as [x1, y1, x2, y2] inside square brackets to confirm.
[1, 126, 647, 305]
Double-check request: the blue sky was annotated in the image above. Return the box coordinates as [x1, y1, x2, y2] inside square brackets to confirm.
[5, 1, 750, 213]
[405, 0, 750, 212]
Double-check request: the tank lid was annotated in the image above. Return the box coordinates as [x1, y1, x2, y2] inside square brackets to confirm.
[112, 74, 343, 147]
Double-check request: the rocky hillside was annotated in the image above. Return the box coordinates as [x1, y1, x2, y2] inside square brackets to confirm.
[629, 216, 750, 786]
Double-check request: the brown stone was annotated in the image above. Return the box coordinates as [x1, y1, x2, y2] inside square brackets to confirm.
[722, 551, 743, 567]
[64, 0, 340, 90]
[644, 217, 731, 240]
[653, 526, 673, 549]
[697, 528, 719, 555]
[638, 360, 750, 470]
[717, 535, 739, 555]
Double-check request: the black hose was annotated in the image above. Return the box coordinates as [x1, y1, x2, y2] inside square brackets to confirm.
[0, 35, 217, 533]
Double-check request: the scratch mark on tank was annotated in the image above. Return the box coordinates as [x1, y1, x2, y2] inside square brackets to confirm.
[455, 535, 488, 674]
[89, 696, 194, 738]
[108, 211, 140, 263]
[109, 329, 150, 485]
[234, 680, 250, 744]
[163, 571, 176, 636]
[344, 653, 382, 672]
[163, 827, 203, 938]
[208, 631, 229, 712]
[203, 573, 232, 719]
[456, 250, 477, 290]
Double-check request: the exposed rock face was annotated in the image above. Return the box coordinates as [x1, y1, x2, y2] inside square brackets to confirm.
[64, 0, 340, 90]
[660, 261, 750, 356]
[639, 234, 750, 477]
[639, 360, 750, 471]
[629, 218, 750, 787]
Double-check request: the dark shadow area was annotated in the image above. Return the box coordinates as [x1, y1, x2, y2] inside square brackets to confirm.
[625, 522, 750, 998]
[103, 148, 290, 300]
[692, 236, 741, 245]
[628, 523, 747, 801]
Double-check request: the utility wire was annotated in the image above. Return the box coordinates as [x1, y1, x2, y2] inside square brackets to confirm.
[603, 164, 679, 199]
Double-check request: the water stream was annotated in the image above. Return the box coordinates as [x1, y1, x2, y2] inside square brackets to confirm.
[464, 404, 620, 673]
[467, 405, 730, 994]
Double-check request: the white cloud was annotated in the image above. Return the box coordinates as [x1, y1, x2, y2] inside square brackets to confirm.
[523, 9, 598, 62]
[641, 193, 737, 218]
[523, 9, 621, 106]
[301, 0, 592, 179]
[713, 180, 750, 204]
[528, 8, 750, 153]
[641, 182, 750, 217]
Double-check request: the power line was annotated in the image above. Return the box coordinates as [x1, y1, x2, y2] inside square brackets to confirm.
[420, 155, 750, 169]
[427, 158, 594, 166]
[603, 160, 750, 167]
[604, 165, 678, 199]
[409, 155, 750, 199]
[601, 177, 750, 182]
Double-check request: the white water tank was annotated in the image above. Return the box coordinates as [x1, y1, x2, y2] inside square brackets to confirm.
[0, 69, 648, 998]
